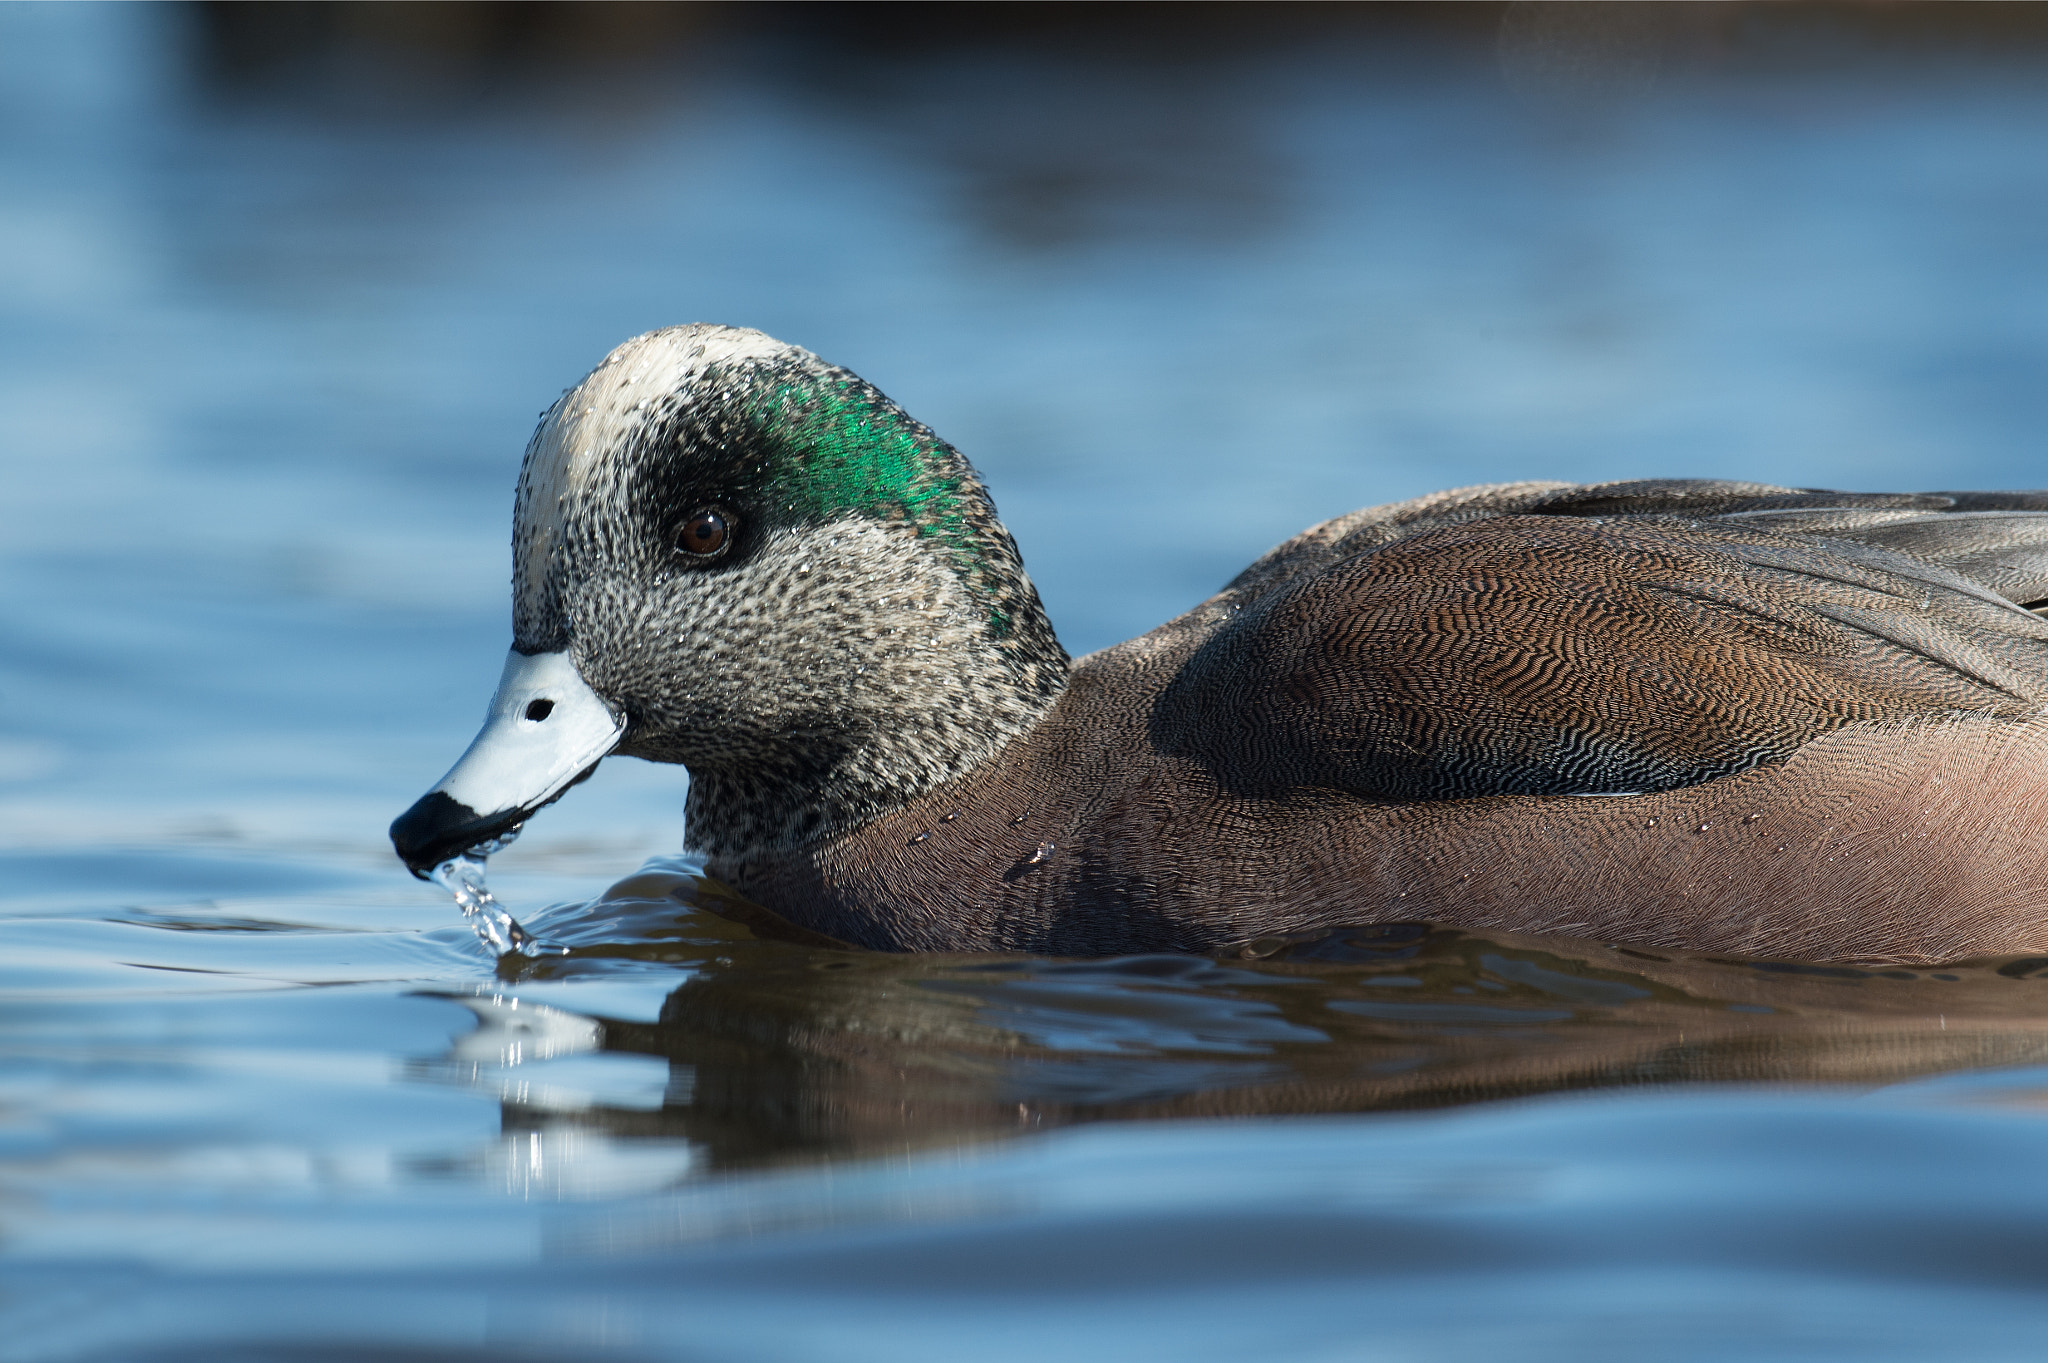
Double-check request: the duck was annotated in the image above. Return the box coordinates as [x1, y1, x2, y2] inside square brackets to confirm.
[391, 323, 2048, 964]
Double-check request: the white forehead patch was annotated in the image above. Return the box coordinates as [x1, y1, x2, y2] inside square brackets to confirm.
[515, 324, 795, 604]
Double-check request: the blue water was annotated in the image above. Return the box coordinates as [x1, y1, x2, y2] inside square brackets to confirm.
[9, 4, 2048, 1358]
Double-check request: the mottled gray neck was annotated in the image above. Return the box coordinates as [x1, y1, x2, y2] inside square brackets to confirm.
[676, 696, 1055, 862]
[645, 510, 1068, 859]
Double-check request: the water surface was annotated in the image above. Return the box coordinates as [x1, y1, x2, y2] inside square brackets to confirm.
[10, 5, 2048, 1358]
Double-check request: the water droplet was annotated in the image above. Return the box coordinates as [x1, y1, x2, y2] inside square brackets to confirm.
[1026, 841, 1056, 865]
[1009, 812, 1028, 827]
[1645, 817, 1659, 828]
[427, 828, 566, 959]
[908, 830, 931, 845]
[940, 811, 961, 823]
[1743, 813, 1762, 824]
[1695, 822, 1710, 833]
[1773, 844, 1787, 853]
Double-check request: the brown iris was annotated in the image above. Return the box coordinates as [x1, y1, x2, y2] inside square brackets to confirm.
[675, 506, 732, 560]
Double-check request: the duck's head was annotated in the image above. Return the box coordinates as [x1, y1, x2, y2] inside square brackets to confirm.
[390, 324, 1067, 877]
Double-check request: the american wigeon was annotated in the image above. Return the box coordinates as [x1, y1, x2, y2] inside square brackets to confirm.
[392, 325, 2048, 963]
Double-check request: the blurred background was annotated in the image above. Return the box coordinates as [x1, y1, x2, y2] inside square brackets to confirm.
[5, 1, 2048, 876]
[14, 8, 2048, 1359]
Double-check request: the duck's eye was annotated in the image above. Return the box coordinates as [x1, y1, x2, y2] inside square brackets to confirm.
[675, 507, 732, 560]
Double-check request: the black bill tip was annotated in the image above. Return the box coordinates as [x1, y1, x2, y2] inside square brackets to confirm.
[389, 790, 523, 880]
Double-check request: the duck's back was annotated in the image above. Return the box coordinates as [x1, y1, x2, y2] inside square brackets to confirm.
[1154, 480, 2048, 805]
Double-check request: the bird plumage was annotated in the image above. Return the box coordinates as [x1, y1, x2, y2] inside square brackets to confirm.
[394, 327, 2048, 964]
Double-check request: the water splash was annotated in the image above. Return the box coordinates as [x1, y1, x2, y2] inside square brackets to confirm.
[427, 826, 567, 958]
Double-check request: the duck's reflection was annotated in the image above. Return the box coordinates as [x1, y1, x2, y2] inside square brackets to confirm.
[431, 869, 2048, 1175]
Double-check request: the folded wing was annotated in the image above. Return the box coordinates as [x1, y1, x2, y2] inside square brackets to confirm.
[1154, 483, 2048, 801]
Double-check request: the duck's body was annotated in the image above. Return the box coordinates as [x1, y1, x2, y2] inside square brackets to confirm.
[392, 326, 2048, 963]
[722, 486, 2048, 961]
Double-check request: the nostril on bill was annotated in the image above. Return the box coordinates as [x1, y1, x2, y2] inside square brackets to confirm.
[524, 699, 555, 722]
